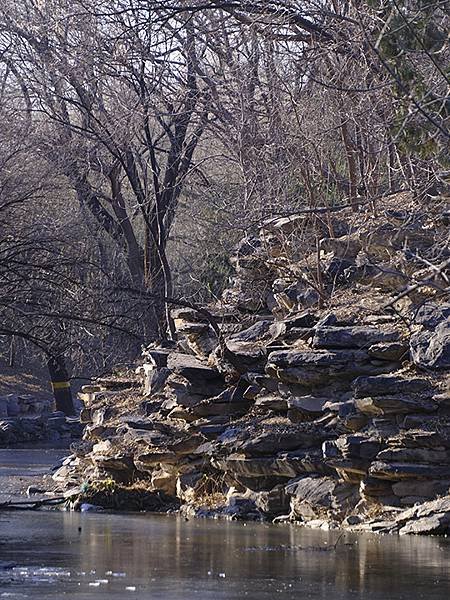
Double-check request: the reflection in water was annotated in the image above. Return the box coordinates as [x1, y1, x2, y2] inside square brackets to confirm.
[1, 510, 450, 599]
[1, 450, 450, 599]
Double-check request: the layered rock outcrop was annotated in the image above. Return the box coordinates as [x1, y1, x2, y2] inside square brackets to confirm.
[58, 193, 450, 533]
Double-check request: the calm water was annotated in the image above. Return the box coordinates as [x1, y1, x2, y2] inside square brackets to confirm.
[1, 451, 450, 599]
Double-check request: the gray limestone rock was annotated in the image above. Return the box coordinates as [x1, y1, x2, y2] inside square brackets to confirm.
[355, 395, 437, 416]
[369, 461, 450, 481]
[412, 303, 450, 329]
[396, 496, 450, 535]
[410, 319, 450, 370]
[352, 375, 433, 398]
[286, 476, 358, 520]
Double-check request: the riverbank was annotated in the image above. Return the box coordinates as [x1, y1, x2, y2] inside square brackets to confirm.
[50, 193, 450, 535]
[1, 449, 450, 600]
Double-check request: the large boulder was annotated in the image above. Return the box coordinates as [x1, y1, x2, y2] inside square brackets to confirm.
[396, 496, 450, 535]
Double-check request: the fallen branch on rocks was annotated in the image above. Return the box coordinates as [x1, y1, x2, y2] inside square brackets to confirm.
[383, 258, 450, 310]
[0, 497, 66, 511]
[250, 188, 409, 230]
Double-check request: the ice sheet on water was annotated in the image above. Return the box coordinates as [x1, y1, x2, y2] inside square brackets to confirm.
[4, 565, 72, 586]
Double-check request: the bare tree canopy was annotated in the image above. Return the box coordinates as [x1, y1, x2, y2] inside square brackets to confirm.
[0, 0, 448, 412]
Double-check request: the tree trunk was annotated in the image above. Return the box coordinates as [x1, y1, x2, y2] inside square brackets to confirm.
[47, 355, 75, 416]
[147, 240, 175, 340]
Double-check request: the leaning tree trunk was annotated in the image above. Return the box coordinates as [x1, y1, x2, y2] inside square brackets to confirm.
[47, 355, 75, 416]
[145, 212, 176, 340]
[147, 246, 175, 340]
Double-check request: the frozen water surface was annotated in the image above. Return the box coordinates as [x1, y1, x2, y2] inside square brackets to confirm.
[1, 450, 450, 599]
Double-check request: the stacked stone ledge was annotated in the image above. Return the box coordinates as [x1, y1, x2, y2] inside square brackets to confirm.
[58, 195, 450, 533]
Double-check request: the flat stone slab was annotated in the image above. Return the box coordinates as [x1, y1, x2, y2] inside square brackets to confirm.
[312, 326, 399, 349]
[369, 461, 450, 481]
[268, 349, 368, 368]
[167, 353, 223, 382]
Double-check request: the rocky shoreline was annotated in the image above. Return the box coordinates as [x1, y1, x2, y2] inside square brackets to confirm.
[0, 394, 83, 447]
[52, 194, 450, 535]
